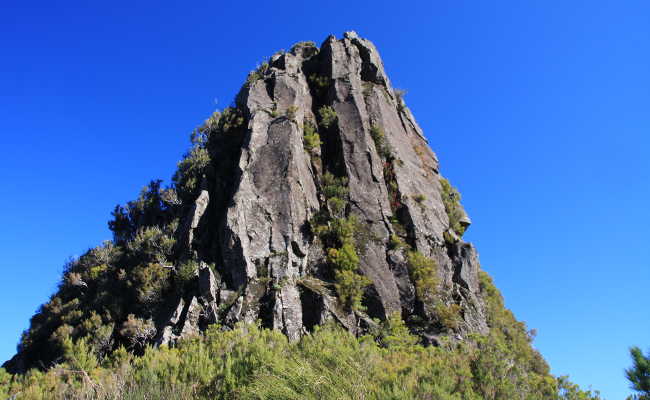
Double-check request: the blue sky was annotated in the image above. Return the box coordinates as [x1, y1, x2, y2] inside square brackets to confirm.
[1, 1, 648, 398]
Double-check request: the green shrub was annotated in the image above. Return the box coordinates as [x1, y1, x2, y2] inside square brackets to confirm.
[303, 121, 321, 154]
[327, 239, 369, 311]
[322, 172, 348, 200]
[558, 376, 603, 400]
[406, 250, 439, 303]
[327, 243, 359, 272]
[218, 107, 246, 133]
[80, 311, 114, 358]
[119, 314, 156, 350]
[334, 269, 370, 311]
[88, 263, 108, 280]
[370, 125, 392, 159]
[309, 73, 330, 89]
[378, 313, 419, 349]
[131, 262, 172, 309]
[478, 271, 553, 377]
[246, 61, 269, 87]
[443, 230, 459, 244]
[196, 107, 245, 136]
[329, 216, 357, 244]
[434, 303, 461, 331]
[246, 71, 262, 86]
[388, 234, 406, 250]
[176, 260, 198, 291]
[389, 215, 407, 237]
[0, 368, 10, 398]
[625, 346, 650, 400]
[127, 226, 175, 264]
[413, 193, 426, 203]
[108, 180, 173, 244]
[312, 170, 372, 312]
[286, 105, 298, 121]
[173, 145, 210, 201]
[198, 110, 221, 135]
[440, 177, 466, 237]
[318, 106, 337, 129]
[61, 336, 99, 372]
[291, 41, 316, 53]
[3, 321, 601, 400]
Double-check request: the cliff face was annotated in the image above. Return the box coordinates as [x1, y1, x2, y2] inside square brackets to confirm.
[161, 31, 487, 344]
[5, 32, 489, 372]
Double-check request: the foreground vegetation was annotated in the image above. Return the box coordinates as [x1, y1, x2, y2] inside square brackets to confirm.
[1, 320, 600, 400]
[626, 346, 650, 400]
[2, 269, 601, 399]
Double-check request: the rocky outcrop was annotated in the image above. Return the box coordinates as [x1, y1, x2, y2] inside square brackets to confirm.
[158, 32, 488, 345]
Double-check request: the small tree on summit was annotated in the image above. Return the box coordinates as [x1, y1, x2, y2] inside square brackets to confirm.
[626, 346, 650, 400]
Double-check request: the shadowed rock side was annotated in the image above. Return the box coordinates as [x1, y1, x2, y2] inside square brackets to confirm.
[4, 32, 487, 373]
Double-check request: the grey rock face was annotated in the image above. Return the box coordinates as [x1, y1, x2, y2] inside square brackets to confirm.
[158, 32, 488, 344]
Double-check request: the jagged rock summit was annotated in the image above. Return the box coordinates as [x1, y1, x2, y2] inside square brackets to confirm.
[5, 32, 489, 372]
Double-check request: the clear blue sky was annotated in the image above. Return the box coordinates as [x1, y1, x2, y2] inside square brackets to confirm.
[1, 1, 648, 398]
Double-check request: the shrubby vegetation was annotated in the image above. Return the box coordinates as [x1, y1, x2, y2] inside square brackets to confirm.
[108, 180, 176, 244]
[626, 346, 650, 400]
[310, 173, 371, 311]
[318, 105, 337, 129]
[434, 303, 462, 331]
[285, 105, 298, 122]
[413, 193, 426, 203]
[306, 73, 331, 100]
[370, 124, 392, 159]
[309, 74, 329, 88]
[11, 107, 248, 374]
[440, 177, 466, 237]
[476, 270, 568, 395]
[291, 41, 316, 54]
[173, 143, 210, 202]
[1, 321, 601, 400]
[406, 250, 439, 304]
[245, 61, 269, 87]
[302, 120, 321, 154]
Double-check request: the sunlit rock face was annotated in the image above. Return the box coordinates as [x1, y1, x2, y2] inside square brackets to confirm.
[166, 31, 486, 343]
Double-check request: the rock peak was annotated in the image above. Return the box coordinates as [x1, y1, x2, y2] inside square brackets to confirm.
[5, 33, 484, 373]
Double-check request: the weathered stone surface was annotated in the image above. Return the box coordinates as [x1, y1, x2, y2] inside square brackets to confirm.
[156, 297, 185, 346]
[198, 263, 218, 303]
[176, 185, 210, 258]
[179, 297, 201, 338]
[157, 32, 488, 344]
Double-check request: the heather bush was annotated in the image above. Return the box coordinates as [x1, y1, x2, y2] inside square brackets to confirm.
[440, 177, 466, 237]
[434, 302, 461, 331]
[3, 321, 601, 400]
[318, 106, 337, 129]
[370, 124, 392, 159]
[302, 120, 321, 154]
[406, 250, 439, 303]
